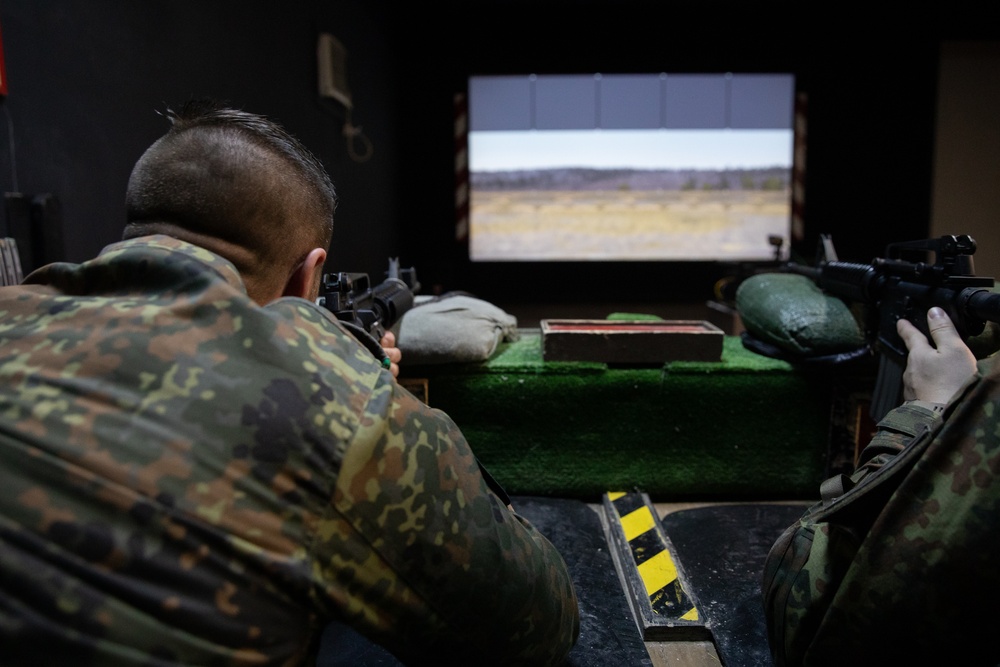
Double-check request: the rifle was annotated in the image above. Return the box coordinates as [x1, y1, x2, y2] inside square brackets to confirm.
[788, 234, 1000, 421]
[316, 257, 420, 368]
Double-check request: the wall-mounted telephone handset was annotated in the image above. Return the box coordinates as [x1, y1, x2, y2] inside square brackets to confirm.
[317, 33, 352, 109]
[317, 32, 372, 162]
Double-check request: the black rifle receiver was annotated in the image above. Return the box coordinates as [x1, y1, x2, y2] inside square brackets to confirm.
[790, 234, 1000, 420]
[316, 258, 420, 366]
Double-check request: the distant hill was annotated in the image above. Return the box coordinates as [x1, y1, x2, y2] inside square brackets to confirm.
[471, 167, 789, 192]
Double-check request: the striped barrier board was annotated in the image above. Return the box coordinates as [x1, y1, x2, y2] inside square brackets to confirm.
[602, 491, 710, 641]
[453, 91, 469, 243]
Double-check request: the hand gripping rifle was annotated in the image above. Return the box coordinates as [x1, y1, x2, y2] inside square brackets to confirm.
[316, 257, 420, 369]
[789, 234, 1000, 421]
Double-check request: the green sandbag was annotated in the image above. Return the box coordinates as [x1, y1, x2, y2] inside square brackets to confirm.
[736, 273, 865, 356]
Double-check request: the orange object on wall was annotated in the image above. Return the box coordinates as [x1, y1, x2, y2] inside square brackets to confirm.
[0, 20, 8, 96]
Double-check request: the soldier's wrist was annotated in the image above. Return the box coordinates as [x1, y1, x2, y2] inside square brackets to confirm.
[904, 399, 946, 415]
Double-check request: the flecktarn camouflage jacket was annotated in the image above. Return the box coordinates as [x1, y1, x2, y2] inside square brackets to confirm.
[763, 361, 1000, 666]
[0, 235, 579, 666]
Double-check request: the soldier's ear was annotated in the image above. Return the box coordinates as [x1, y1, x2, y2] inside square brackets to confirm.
[283, 247, 327, 300]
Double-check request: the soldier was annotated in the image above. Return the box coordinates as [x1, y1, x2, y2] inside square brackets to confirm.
[0, 100, 580, 666]
[763, 306, 1000, 665]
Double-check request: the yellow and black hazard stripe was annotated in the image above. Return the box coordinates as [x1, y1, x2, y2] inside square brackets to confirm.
[603, 491, 708, 640]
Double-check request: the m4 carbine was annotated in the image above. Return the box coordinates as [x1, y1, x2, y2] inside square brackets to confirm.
[789, 234, 1000, 420]
[316, 257, 420, 368]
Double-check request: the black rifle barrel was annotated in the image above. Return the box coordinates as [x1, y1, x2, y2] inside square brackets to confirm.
[963, 288, 1000, 324]
[793, 261, 1000, 327]
[786, 261, 877, 304]
[371, 278, 415, 331]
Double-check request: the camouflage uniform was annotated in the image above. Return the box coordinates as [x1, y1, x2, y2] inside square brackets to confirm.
[0, 235, 580, 666]
[763, 359, 1000, 666]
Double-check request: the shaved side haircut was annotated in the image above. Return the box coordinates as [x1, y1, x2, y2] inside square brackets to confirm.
[124, 100, 337, 295]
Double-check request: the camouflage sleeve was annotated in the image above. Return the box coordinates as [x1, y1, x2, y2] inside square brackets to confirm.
[850, 365, 986, 488]
[307, 342, 580, 665]
[848, 401, 944, 486]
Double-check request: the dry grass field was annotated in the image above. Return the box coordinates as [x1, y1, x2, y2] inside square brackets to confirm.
[469, 189, 790, 261]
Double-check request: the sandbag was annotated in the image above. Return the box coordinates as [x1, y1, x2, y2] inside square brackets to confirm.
[396, 294, 519, 365]
[736, 273, 864, 357]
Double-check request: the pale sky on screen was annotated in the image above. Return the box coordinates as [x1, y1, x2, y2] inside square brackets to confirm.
[469, 128, 794, 171]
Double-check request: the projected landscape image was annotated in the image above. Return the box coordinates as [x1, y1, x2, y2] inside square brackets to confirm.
[470, 164, 790, 261]
[466, 73, 796, 263]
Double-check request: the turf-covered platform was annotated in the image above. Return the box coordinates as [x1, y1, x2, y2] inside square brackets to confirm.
[401, 329, 846, 500]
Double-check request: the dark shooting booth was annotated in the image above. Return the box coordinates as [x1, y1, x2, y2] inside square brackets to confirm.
[5, 3, 994, 664]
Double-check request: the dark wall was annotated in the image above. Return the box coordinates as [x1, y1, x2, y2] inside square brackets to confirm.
[0, 0, 401, 277]
[1, 1, 996, 314]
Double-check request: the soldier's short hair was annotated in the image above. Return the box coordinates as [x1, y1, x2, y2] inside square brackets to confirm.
[124, 100, 337, 286]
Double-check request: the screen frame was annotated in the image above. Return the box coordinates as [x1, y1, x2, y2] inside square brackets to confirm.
[451, 71, 807, 308]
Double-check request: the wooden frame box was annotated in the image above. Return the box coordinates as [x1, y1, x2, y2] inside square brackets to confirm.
[540, 319, 724, 364]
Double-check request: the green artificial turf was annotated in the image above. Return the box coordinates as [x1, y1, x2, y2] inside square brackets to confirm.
[404, 331, 833, 502]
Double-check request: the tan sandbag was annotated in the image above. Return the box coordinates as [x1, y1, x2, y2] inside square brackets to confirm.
[396, 294, 520, 365]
